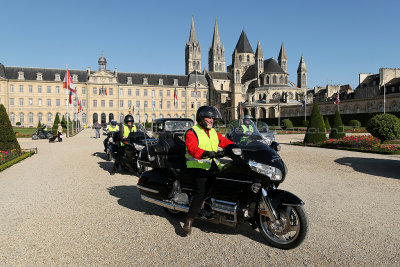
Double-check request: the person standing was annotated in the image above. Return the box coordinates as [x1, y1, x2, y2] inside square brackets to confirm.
[183, 106, 233, 235]
[94, 121, 101, 138]
[57, 123, 63, 142]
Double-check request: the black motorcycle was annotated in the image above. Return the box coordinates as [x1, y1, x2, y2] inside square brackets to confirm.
[32, 127, 53, 140]
[112, 130, 157, 174]
[104, 132, 114, 161]
[136, 129, 308, 250]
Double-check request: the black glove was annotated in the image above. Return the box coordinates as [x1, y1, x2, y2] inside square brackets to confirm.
[216, 150, 225, 158]
[202, 151, 217, 159]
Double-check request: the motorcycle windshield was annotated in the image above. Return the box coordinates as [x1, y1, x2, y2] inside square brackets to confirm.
[229, 119, 265, 145]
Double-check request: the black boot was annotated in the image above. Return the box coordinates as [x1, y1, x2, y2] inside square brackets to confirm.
[183, 218, 194, 235]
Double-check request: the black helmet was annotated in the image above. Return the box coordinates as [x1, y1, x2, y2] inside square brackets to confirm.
[111, 120, 117, 126]
[244, 115, 253, 120]
[196, 106, 221, 128]
[124, 114, 134, 124]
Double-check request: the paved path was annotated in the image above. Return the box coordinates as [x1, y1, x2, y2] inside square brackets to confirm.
[0, 130, 399, 266]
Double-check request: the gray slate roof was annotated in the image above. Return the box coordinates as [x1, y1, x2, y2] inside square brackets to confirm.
[234, 30, 254, 54]
[263, 58, 285, 73]
[207, 71, 232, 80]
[187, 71, 208, 86]
[0, 64, 5, 78]
[117, 72, 188, 86]
[4, 66, 88, 82]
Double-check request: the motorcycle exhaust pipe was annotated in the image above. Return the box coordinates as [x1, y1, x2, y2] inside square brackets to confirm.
[141, 195, 189, 213]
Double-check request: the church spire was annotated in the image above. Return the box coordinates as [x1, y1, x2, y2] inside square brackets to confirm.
[189, 16, 197, 43]
[278, 42, 287, 73]
[209, 18, 225, 72]
[297, 54, 307, 88]
[255, 41, 264, 75]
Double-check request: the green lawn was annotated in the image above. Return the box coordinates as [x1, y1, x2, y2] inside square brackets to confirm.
[13, 127, 36, 135]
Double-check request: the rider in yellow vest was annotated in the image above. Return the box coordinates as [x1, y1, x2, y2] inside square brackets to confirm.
[111, 115, 137, 175]
[241, 115, 254, 133]
[183, 106, 233, 235]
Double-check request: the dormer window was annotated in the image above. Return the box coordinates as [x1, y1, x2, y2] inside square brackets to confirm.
[174, 79, 178, 86]
[18, 72, 24, 80]
[55, 73, 61, 81]
[143, 78, 148, 85]
[109, 78, 113, 83]
[127, 77, 132, 84]
[37, 73, 43, 80]
[73, 74, 78, 82]
[93, 77, 97, 82]
[158, 79, 163, 85]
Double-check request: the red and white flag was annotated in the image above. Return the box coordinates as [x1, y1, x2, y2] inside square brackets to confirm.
[334, 93, 340, 105]
[63, 69, 76, 93]
[174, 88, 178, 107]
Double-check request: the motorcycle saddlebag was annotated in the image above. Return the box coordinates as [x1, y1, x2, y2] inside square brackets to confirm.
[137, 170, 173, 200]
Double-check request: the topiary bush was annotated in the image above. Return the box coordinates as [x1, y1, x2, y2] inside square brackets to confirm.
[16, 122, 21, 126]
[302, 120, 309, 127]
[304, 103, 327, 144]
[282, 119, 293, 130]
[329, 111, 346, 139]
[349, 120, 361, 128]
[324, 116, 331, 132]
[52, 113, 61, 135]
[366, 114, 400, 142]
[0, 104, 21, 151]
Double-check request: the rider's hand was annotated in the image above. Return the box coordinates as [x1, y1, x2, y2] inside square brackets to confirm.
[216, 150, 225, 158]
[202, 151, 217, 159]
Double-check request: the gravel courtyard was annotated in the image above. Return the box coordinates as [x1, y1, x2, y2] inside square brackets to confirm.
[0, 129, 399, 266]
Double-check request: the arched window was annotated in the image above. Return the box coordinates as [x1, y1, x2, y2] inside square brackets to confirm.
[247, 55, 250, 62]
[272, 75, 277, 84]
[174, 114, 178, 118]
[159, 114, 163, 119]
[180, 114, 185, 118]
[109, 113, 114, 122]
[82, 113, 87, 124]
[279, 76, 284, 84]
[236, 70, 240, 83]
[266, 76, 270, 84]
[191, 114, 195, 121]
[220, 84, 223, 90]
[152, 114, 156, 121]
[10, 113, 15, 124]
[38, 113, 43, 123]
[47, 113, 52, 123]
[20, 113, 24, 123]
[239, 55, 242, 62]
[93, 113, 98, 123]
[136, 114, 140, 122]
[167, 114, 171, 118]
[101, 113, 106, 124]
[119, 113, 124, 122]
[29, 113, 34, 123]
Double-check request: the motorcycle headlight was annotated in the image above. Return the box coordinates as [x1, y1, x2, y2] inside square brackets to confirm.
[263, 136, 272, 145]
[248, 160, 283, 181]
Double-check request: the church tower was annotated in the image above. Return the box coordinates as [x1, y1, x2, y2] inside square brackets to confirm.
[255, 41, 264, 75]
[185, 17, 201, 74]
[208, 18, 225, 72]
[297, 55, 307, 88]
[278, 42, 287, 73]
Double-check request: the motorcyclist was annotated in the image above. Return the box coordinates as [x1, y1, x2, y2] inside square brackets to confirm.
[111, 115, 137, 175]
[103, 120, 119, 152]
[241, 115, 254, 133]
[183, 106, 233, 235]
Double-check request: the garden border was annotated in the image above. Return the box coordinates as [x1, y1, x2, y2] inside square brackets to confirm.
[0, 151, 35, 172]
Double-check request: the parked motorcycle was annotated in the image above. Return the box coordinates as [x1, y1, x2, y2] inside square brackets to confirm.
[32, 127, 53, 140]
[112, 128, 157, 174]
[137, 127, 308, 249]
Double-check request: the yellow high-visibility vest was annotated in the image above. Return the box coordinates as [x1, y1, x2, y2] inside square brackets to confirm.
[185, 124, 221, 170]
[121, 124, 137, 146]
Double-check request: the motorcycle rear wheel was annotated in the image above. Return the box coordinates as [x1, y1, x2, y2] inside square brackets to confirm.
[257, 204, 308, 250]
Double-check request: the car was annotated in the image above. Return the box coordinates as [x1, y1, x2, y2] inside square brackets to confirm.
[151, 118, 194, 139]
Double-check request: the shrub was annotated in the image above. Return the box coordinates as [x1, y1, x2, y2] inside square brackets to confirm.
[366, 114, 400, 142]
[302, 120, 309, 127]
[282, 119, 293, 129]
[16, 122, 21, 126]
[0, 104, 21, 152]
[349, 120, 361, 128]
[304, 103, 327, 144]
[329, 111, 346, 139]
[52, 113, 61, 135]
[324, 116, 331, 131]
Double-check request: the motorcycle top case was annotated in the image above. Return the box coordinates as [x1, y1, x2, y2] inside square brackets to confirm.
[137, 170, 173, 200]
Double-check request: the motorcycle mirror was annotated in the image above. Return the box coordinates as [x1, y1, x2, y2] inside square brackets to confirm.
[232, 148, 242, 156]
[270, 141, 281, 152]
[224, 144, 242, 157]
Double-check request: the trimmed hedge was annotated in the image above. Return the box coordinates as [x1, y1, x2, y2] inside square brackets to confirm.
[0, 151, 34, 172]
[0, 104, 21, 151]
[366, 114, 400, 142]
[304, 103, 327, 144]
[329, 111, 346, 139]
[349, 120, 361, 128]
[282, 119, 293, 129]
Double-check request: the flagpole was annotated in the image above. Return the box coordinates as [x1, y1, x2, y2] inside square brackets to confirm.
[304, 91, 307, 121]
[337, 84, 340, 112]
[66, 66, 69, 138]
[195, 71, 197, 122]
[72, 82, 74, 136]
[383, 80, 386, 114]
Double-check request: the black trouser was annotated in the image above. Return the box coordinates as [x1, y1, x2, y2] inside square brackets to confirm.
[112, 144, 124, 171]
[103, 137, 109, 151]
[186, 165, 217, 219]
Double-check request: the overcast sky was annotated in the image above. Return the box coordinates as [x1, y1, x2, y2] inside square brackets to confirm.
[1, 0, 399, 89]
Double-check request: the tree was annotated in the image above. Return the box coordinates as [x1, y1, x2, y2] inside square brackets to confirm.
[329, 111, 345, 139]
[61, 115, 67, 128]
[304, 103, 327, 144]
[52, 113, 61, 135]
[366, 114, 400, 142]
[0, 104, 21, 151]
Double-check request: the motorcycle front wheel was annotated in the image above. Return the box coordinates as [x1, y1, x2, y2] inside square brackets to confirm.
[257, 204, 308, 250]
[107, 148, 113, 161]
[32, 134, 38, 140]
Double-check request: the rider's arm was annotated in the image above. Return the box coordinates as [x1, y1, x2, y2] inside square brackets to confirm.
[185, 129, 205, 160]
[217, 131, 233, 149]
